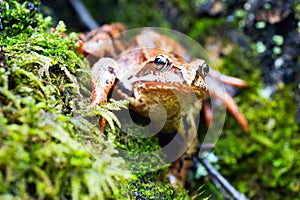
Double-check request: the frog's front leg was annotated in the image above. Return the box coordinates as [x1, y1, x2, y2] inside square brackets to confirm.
[90, 58, 119, 130]
[90, 58, 119, 107]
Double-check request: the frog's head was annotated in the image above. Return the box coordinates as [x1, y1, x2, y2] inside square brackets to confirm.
[129, 53, 209, 100]
[117, 53, 209, 132]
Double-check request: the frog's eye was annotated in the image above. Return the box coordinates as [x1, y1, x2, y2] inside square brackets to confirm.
[154, 54, 171, 72]
[201, 63, 209, 76]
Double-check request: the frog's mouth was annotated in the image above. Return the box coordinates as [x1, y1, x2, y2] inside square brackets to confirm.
[115, 78, 207, 106]
[128, 81, 205, 129]
[139, 81, 206, 96]
[118, 73, 206, 94]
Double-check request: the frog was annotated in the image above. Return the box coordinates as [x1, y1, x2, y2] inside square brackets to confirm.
[81, 23, 247, 185]
[82, 23, 249, 132]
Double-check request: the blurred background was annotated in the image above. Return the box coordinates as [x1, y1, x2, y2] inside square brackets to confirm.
[41, 0, 300, 199]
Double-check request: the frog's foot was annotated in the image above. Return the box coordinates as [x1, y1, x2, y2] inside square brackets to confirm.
[166, 136, 198, 186]
[205, 69, 249, 132]
[167, 152, 194, 185]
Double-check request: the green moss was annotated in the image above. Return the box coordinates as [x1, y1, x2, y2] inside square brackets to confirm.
[217, 84, 300, 199]
[188, 17, 228, 43]
[0, 1, 132, 199]
[186, 12, 299, 198]
[107, 121, 191, 199]
[0, 0, 42, 36]
[123, 172, 190, 200]
[208, 24, 300, 199]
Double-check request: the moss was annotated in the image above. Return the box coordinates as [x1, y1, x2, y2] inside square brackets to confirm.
[216, 84, 299, 199]
[123, 172, 190, 200]
[199, 16, 300, 199]
[185, 9, 299, 198]
[107, 121, 191, 199]
[189, 14, 300, 199]
[188, 17, 228, 44]
[0, 0, 42, 36]
[0, 1, 131, 199]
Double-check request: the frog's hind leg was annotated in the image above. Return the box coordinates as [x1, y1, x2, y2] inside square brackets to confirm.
[206, 70, 249, 132]
[167, 113, 199, 186]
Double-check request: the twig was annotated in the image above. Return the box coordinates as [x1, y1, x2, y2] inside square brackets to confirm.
[200, 158, 248, 200]
[68, 0, 99, 30]
[210, 175, 231, 200]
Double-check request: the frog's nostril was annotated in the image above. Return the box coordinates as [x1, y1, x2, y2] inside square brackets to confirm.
[96, 39, 103, 45]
